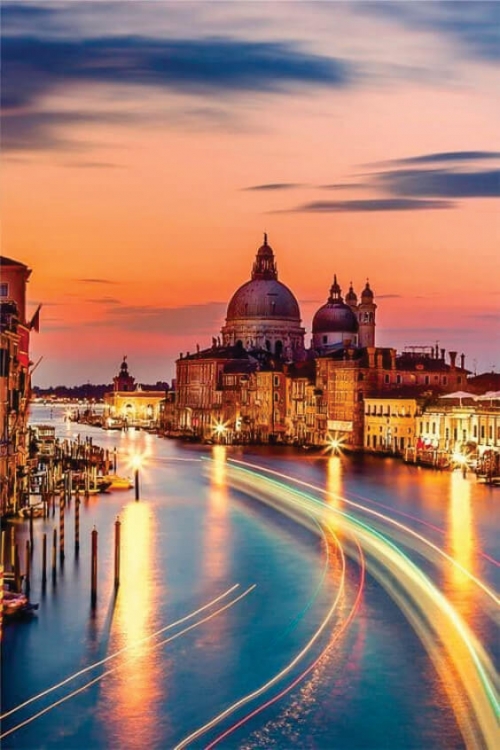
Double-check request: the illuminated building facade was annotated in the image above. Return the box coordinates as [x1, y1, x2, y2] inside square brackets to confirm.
[174, 237, 473, 450]
[0, 256, 39, 514]
[364, 396, 420, 454]
[104, 357, 166, 427]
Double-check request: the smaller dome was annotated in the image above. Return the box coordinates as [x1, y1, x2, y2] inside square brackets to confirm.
[361, 281, 374, 300]
[313, 275, 359, 334]
[313, 303, 358, 334]
[345, 282, 357, 305]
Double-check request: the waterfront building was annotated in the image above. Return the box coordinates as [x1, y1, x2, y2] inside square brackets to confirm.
[173, 235, 475, 451]
[285, 360, 316, 445]
[315, 346, 395, 450]
[0, 256, 39, 514]
[176, 343, 250, 439]
[364, 395, 421, 455]
[415, 394, 500, 463]
[158, 389, 177, 435]
[103, 357, 166, 428]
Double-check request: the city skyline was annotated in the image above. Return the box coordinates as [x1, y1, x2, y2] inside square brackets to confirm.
[3, 1, 499, 387]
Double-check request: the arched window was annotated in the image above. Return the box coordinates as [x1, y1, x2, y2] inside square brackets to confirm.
[275, 340, 283, 357]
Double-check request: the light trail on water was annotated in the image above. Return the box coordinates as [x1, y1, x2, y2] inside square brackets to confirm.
[0, 585, 256, 742]
[175, 516, 350, 749]
[228, 458, 499, 608]
[0, 584, 241, 722]
[212, 460, 499, 750]
[204, 535, 366, 749]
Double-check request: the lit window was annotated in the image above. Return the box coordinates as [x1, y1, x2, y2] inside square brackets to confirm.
[0, 283, 8, 297]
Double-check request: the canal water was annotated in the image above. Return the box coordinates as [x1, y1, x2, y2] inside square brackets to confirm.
[1, 404, 498, 749]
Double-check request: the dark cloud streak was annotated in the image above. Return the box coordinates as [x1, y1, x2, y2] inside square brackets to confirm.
[243, 183, 303, 192]
[375, 168, 500, 198]
[282, 198, 454, 213]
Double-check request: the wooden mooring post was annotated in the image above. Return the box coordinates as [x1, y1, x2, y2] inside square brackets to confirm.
[59, 492, 65, 562]
[90, 527, 98, 608]
[75, 495, 80, 554]
[25, 539, 31, 597]
[52, 528, 57, 581]
[114, 516, 121, 589]
[42, 532, 47, 587]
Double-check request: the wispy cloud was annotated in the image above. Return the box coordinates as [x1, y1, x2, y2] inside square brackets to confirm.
[359, 1, 500, 63]
[77, 278, 118, 285]
[281, 198, 453, 213]
[86, 297, 122, 305]
[2, 31, 354, 150]
[242, 183, 303, 192]
[63, 161, 124, 169]
[372, 150, 500, 167]
[320, 182, 368, 190]
[374, 168, 500, 198]
[84, 301, 227, 335]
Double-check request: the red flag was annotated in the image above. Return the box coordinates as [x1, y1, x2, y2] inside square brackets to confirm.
[29, 304, 41, 332]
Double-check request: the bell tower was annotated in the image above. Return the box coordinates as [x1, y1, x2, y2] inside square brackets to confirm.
[358, 281, 376, 348]
[113, 356, 136, 392]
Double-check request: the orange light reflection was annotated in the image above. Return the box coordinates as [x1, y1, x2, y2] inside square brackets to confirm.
[102, 502, 165, 748]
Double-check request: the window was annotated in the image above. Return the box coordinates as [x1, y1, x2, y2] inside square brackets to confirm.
[443, 376, 447, 385]
[384, 374, 390, 384]
[274, 392, 279, 402]
[0, 283, 8, 297]
[274, 375, 280, 387]
[489, 426, 493, 440]
[473, 425, 477, 438]
[396, 375, 402, 385]
[481, 425, 485, 439]
[424, 375, 430, 385]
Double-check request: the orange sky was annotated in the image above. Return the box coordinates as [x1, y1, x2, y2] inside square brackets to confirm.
[2, 1, 499, 386]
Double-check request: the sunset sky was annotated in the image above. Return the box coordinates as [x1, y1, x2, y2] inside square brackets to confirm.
[3, 0, 499, 387]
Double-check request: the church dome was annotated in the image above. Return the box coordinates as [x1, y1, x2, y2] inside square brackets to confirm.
[313, 303, 358, 334]
[361, 281, 374, 300]
[312, 276, 358, 334]
[226, 235, 301, 322]
[226, 279, 300, 320]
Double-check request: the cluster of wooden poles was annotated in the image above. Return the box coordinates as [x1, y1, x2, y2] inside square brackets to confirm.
[1, 487, 122, 611]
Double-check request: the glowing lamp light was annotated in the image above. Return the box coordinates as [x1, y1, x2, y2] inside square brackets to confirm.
[452, 452, 467, 466]
[326, 434, 345, 455]
[128, 452, 146, 500]
[130, 453, 144, 471]
[213, 421, 227, 436]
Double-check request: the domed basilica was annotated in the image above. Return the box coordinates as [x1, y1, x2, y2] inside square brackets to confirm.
[221, 234, 305, 358]
[221, 234, 376, 359]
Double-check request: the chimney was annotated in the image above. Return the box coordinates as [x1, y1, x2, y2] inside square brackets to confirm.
[390, 348, 396, 370]
[449, 351, 457, 368]
[460, 353, 465, 370]
[180, 352, 183, 359]
[440, 348, 445, 361]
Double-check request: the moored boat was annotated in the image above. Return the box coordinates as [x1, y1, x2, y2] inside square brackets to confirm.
[100, 474, 133, 490]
